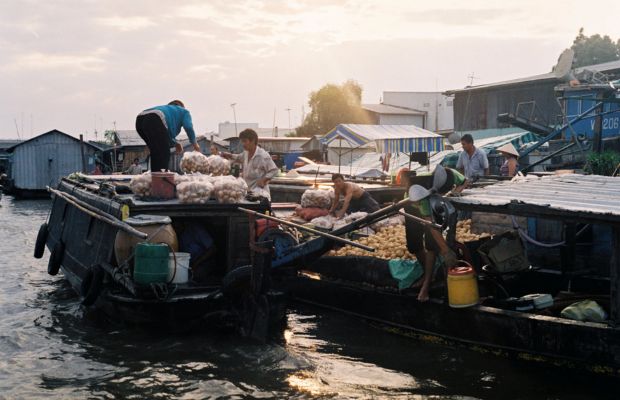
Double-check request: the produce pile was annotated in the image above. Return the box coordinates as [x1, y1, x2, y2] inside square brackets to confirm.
[300, 188, 334, 209]
[180, 151, 210, 174]
[129, 173, 151, 197]
[327, 219, 491, 260]
[456, 219, 491, 242]
[212, 175, 248, 204]
[176, 177, 214, 204]
[329, 225, 414, 260]
[207, 155, 231, 176]
[371, 215, 405, 232]
[309, 212, 368, 231]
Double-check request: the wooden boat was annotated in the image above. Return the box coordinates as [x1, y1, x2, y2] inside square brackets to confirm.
[281, 174, 620, 374]
[35, 176, 292, 338]
[33, 174, 392, 339]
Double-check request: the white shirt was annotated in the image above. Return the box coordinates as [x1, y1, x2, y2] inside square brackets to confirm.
[456, 147, 489, 179]
[232, 147, 279, 199]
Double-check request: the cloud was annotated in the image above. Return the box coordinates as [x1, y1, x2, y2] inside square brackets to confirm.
[96, 16, 156, 31]
[5, 48, 110, 72]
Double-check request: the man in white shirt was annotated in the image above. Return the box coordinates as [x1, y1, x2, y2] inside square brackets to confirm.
[456, 134, 489, 179]
[223, 129, 279, 200]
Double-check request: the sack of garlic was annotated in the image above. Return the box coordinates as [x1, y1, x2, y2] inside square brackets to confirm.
[207, 155, 231, 176]
[129, 172, 152, 197]
[212, 175, 248, 203]
[180, 151, 210, 173]
[300, 189, 334, 209]
[176, 180, 214, 204]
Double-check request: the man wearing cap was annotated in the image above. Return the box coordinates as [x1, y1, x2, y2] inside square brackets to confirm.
[497, 143, 520, 177]
[403, 166, 465, 301]
[457, 134, 489, 180]
[135, 100, 200, 172]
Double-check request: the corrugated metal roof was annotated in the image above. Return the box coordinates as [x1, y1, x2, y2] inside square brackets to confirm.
[362, 104, 426, 115]
[0, 139, 22, 150]
[7, 130, 99, 152]
[451, 174, 620, 223]
[446, 59, 620, 94]
[322, 124, 444, 153]
[114, 130, 146, 147]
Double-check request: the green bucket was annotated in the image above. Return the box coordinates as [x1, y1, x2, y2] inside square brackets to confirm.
[133, 243, 170, 285]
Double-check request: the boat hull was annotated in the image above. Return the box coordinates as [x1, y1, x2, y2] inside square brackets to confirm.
[286, 274, 620, 375]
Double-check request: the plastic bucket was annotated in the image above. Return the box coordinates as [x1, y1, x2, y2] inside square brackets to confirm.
[168, 252, 191, 284]
[151, 171, 176, 200]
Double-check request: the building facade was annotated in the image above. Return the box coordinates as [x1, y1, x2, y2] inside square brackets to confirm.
[382, 91, 454, 133]
[7, 130, 98, 193]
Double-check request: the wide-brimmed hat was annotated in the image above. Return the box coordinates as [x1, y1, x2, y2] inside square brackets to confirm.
[408, 185, 432, 202]
[496, 142, 519, 157]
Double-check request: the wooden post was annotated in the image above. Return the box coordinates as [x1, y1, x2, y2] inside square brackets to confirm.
[592, 93, 604, 153]
[561, 223, 576, 275]
[79, 134, 87, 173]
[611, 225, 620, 326]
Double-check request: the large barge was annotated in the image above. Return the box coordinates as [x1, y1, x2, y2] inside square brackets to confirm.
[284, 174, 620, 374]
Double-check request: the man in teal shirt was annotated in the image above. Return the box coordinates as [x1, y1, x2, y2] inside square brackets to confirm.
[135, 100, 200, 171]
[403, 166, 465, 301]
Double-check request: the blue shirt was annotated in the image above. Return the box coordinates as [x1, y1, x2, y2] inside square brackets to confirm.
[145, 105, 196, 145]
[456, 147, 489, 179]
[179, 224, 214, 261]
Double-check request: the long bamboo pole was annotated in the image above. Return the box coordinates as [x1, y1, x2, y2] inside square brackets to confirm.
[237, 207, 375, 252]
[47, 186, 148, 239]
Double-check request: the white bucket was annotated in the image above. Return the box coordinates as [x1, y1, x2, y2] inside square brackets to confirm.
[168, 252, 191, 284]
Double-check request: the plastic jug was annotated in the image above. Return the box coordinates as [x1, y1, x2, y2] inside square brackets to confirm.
[133, 243, 170, 284]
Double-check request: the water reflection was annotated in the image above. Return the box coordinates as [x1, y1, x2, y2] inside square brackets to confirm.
[1, 195, 620, 399]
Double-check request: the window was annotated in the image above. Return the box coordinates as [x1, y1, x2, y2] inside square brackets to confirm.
[423, 102, 431, 107]
[447, 100, 453, 107]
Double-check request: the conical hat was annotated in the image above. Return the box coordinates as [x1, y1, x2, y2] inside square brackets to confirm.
[497, 142, 519, 157]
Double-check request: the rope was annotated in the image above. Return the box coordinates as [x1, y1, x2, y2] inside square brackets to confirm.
[510, 215, 589, 248]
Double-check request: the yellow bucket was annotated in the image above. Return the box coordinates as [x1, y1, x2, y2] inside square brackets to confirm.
[447, 262, 479, 308]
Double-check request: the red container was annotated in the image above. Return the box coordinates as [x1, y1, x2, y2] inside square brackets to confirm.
[151, 172, 176, 200]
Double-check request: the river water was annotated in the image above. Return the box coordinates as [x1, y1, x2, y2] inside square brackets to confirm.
[0, 195, 618, 399]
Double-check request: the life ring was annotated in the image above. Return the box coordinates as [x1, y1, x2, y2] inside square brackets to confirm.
[34, 223, 48, 259]
[47, 242, 64, 276]
[81, 265, 104, 306]
[221, 265, 252, 296]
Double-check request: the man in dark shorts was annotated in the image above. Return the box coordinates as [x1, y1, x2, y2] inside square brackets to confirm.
[329, 173, 380, 218]
[135, 100, 200, 172]
[404, 166, 464, 301]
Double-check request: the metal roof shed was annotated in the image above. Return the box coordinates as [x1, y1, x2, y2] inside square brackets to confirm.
[7, 130, 99, 192]
[321, 124, 445, 153]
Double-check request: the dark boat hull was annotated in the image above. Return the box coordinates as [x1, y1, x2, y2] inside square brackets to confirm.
[44, 179, 286, 335]
[286, 274, 620, 375]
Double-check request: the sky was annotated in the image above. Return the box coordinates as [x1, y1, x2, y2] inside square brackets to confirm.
[1, 0, 620, 140]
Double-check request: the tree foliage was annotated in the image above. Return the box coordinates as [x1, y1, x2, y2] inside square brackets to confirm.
[295, 80, 371, 137]
[103, 130, 116, 145]
[570, 28, 620, 68]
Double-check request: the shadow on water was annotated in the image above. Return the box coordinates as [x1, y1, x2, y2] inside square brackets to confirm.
[2, 195, 619, 399]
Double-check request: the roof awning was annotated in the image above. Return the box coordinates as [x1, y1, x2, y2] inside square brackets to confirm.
[321, 124, 444, 153]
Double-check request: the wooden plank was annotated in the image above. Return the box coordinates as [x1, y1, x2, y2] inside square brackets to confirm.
[611, 225, 620, 326]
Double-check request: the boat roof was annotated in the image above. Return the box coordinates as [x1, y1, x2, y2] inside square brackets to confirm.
[451, 174, 620, 224]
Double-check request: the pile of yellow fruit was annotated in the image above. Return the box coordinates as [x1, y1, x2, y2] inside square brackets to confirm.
[328, 225, 415, 260]
[326, 219, 492, 259]
[456, 219, 491, 242]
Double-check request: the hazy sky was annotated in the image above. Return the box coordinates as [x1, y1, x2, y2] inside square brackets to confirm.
[1, 0, 620, 140]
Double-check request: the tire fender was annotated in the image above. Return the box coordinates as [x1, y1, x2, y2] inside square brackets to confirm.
[221, 265, 253, 297]
[47, 242, 64, 276]
[34, 222, 48, 259]
[81, 265, 105, 306]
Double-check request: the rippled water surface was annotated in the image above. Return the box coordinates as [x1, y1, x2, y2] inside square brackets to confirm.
[0, 195, 618, 399]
